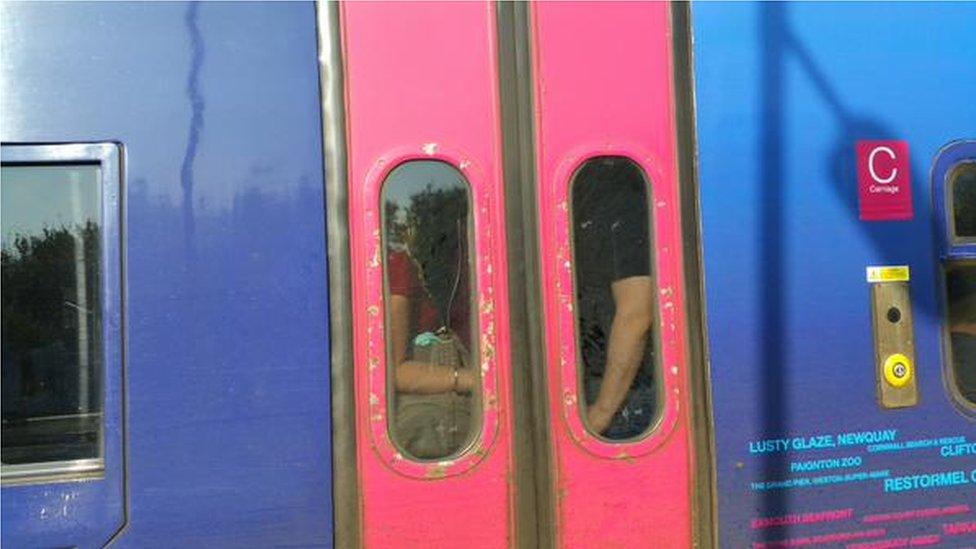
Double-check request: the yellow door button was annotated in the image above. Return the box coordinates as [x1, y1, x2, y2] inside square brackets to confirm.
[883, 353, 913, 388]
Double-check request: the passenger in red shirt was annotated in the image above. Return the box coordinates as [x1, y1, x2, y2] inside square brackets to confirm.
[387, 247, 476, 395]
[383, 166, 477, 458]
[387, 238, 475, 459]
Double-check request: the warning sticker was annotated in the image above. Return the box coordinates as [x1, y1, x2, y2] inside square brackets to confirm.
[866, 265, 910, 283]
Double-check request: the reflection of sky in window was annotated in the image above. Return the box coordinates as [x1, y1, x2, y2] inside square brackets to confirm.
[1, 165, 101, 249]
[382, 161, 466, 224]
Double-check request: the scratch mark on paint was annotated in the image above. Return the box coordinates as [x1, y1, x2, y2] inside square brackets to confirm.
[425, 463, 448, 479]
[616, 451, 636, 464]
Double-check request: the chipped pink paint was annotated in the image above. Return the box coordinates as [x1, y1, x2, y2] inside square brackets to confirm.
[343, 2, 515, 547]
[532, 2, 694, 547]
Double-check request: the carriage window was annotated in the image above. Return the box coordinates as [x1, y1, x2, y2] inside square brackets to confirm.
[946, 263, 976, 406]
[951, 163, 976, 240]
[381, 160, 479, 460]
[571, 156, 659, 441]
[2, 164, 104, 472]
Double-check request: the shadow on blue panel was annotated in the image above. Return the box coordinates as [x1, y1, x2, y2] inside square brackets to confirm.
[756, 3, 930, 542]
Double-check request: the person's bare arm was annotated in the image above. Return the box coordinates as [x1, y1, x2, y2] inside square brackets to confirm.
[390, 295, 411, 369]
[586, 275, 654, 434]
[395, 360, 476, 394]
[389, 295, 476, 394]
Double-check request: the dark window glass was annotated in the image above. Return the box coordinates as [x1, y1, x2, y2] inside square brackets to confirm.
[382, 161, 478, 460]
[952, 163, 976, 239]
[947, 263, 976, 406]
[1, 164, 104, 467]
[571, 156, 659, 441]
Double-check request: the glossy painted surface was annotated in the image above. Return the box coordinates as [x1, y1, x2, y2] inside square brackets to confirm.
[694, 3, 976, 546]
[1, 2, 332, 547]
[341, 2, 516, 546]
[531, 3, 693, 546]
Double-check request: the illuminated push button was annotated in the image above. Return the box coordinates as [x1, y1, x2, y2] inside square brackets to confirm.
[883, 353, 913, 388]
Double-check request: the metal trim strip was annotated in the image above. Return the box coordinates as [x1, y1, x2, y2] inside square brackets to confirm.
[495, 2, 555, 546]
[671, 3, 719, 547]
[315, 3, 361, 546]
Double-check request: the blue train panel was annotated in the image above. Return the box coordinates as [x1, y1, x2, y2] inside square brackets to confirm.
[0, 2, 332, 547]
[694, 2, 976, 546]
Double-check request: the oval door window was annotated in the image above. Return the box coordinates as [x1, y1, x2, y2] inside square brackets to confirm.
[381, 160, 480, 460]
[945, 162, 976, 407]
[571, 156, 660, 441]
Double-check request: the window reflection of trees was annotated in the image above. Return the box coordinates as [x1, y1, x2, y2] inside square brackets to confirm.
[2, 221, 103, 464]
[385, 184, 468, 327]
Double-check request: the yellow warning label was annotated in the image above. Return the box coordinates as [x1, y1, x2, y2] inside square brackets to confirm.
[866, 265, 911, 283]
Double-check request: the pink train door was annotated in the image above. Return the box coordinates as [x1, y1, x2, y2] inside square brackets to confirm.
[528, 2, 700, 546]
[337, 2, 518, 547]
[324, 1, 707, 546]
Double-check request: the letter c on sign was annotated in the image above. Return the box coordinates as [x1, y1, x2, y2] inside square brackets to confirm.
[869, 146, 898, 184]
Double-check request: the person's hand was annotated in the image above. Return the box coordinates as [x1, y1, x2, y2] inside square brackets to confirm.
[586, 404, 614, 435]
[954, 322, 976, 336]
[456, 368, 478, 393]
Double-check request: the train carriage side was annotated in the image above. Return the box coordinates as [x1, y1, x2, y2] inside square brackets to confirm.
[3, 1, 976, 548]
[694, 2, 976, 546]
[1, 1, 706, 547]
[1, 2, 334, 547]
